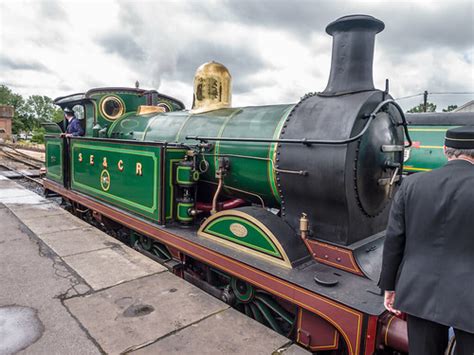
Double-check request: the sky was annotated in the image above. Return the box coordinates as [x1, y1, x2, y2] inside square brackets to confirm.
[0, 0, 473, 111]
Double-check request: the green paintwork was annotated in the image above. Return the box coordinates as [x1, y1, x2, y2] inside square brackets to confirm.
[85, 103, 95, 136]
[108, 105, 295, 207]
[71, 141, 161, 220]
[231, 278, 255, 302]
[152, 242, 172, 261]
[107, 112, 152, 140]
[254, 298, 282, 334]
[90, 92, 148, 130]
[55, 89, 183, 139]
[177, 202, 193, 221]
[256, 292, 294, 324]
[165, 151, 187, 219]
[249, 303, 264, 323]
[176, 165, 198, 185]
[404, 126, 452, 172]
[68, 139, 186, 222]
[42, 122, 63, 134]
[45, 138, 63, 183]
[203, 216, 282, 259]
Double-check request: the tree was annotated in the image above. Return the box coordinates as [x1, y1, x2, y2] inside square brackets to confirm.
[407, 102, 437, 113]
[0, 85, 28, 133]
[31, 127, 46, 144]
[25, 95, 56, 123]
[442, 105, 458, 112]
[0, 85, 58, 136]
[52, 108, 64, 123]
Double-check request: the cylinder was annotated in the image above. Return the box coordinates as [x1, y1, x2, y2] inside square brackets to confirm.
[380, 315, 409, 353]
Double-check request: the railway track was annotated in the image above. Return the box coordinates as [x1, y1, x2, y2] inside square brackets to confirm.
[0, 144, 45, 186]
[0, 142, 45, 153]
[0, 163, 44, 185]
[0, 143, 44, 169]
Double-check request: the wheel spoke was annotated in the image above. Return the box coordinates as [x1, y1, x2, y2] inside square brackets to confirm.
[152, 243, 171, 261]
[254, 299, 282, 334]
[244, 304, 252, 317]
[249, 302, 264, 324]
[129, 232, 138, 247]
[255, 292, 294, 325]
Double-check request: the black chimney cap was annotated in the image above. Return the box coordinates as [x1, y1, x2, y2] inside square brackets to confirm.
[326, 14, 385, 35]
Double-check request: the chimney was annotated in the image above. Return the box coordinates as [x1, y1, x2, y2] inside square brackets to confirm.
[321, 15, 385, 96]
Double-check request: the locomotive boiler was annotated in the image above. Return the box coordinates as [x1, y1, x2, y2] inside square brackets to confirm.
[43, 14, 412, 354]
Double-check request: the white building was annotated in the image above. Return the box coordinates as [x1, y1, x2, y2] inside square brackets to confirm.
[453, 100, 474, 113]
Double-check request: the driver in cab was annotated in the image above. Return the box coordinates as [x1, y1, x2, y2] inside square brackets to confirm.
[61, 107, 84, 137]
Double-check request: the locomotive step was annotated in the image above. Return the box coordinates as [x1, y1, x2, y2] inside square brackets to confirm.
[0, 176, 309, 355]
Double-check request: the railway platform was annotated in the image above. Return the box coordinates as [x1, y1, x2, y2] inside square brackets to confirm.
[0, 175, 309, 355]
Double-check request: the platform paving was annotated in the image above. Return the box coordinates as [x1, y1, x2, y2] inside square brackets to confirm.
[0, 179, 311, 354]
[130, 307, 292, 355]
[65, 273, 230, 354]
[0, 206, 99, 355]
[63, 247, 166, 290]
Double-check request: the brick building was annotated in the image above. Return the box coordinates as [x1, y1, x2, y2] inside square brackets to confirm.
[0, 105, 14, 140]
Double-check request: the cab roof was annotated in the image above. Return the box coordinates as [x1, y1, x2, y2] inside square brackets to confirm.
[53, 87, 184, 109]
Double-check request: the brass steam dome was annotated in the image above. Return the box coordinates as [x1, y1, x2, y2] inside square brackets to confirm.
[191, 61, 232, 114]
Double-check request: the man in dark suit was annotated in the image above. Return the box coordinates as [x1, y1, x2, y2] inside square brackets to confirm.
[61, 107, 84, 137]
[379, 126, 474, 354]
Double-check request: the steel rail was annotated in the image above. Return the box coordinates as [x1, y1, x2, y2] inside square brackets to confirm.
[0, 163, 43, 185]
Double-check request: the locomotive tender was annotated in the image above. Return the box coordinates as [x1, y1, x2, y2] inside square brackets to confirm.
[44, 15, 413, 354]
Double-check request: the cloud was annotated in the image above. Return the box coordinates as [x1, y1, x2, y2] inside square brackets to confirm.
[97, 0, 271, 98]
[0, 0, 472, 110]
[200, 0, 338, 36]
[174, 41, 268, 93]
[97, 33, 145, 61]
[212, 0, 473, 53]
[38, 0, 67, 21]
[0, 56, 50, 72]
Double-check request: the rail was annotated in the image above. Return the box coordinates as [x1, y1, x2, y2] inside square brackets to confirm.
[0, 163, 43, 185]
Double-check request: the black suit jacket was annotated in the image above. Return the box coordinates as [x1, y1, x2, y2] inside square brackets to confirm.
[379, 159, 474, 333]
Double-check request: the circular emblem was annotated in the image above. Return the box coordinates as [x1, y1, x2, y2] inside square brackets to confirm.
[230, 223, 248, 238]
[100, 170, 111, 191]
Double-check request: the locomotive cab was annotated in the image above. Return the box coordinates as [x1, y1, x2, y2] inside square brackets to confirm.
[44, 88, 185, 187]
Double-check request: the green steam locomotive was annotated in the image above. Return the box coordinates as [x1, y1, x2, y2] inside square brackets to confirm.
[43, 15, 424, 354]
